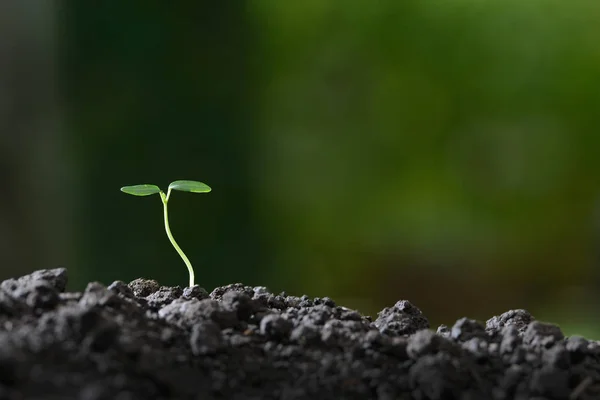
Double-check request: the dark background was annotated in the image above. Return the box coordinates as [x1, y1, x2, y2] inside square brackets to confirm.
[2, 1, 600, 337]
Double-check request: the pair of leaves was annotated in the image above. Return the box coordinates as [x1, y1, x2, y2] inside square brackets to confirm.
[121, 180, 211, 196]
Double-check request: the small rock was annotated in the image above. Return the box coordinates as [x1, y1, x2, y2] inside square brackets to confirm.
[128, 278, 160, 297]
[210, 283, 254, 301]
[486, 309, 533, 333]
[159, 298, 238, 329]
[375, 300, 429, 336]
[252, 286, 269, 296]
[338, 307, 362, 321]
[267, 295, 286, 310]
[285, 296, 301, 308]
[146, 286, 183, 308]
[221, 291, 257, 321]
[321, 297, 336, 307]
[182, 285, 209, 300]
[260, 314, 292, 339]
[436, 324, 450, 338]
[107, 281, 134, 298]
[450, 317, 487, 342]
[523, 321, 564, 349]
[0, 268, 68, 310]
[80, 282, 127, 310]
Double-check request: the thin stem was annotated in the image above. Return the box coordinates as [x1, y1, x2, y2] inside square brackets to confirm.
[160, 191, 194, 287]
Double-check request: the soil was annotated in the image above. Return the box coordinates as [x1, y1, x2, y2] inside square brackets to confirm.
[0, 268, 598, 400]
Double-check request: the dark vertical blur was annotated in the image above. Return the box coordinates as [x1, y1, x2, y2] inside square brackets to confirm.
[0, 1, 72, 278]
[60, 2, 263, 289]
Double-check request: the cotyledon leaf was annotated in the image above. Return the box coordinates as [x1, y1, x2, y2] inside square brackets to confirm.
[168, 180, 211, 193]
[120, 184, 161, 196]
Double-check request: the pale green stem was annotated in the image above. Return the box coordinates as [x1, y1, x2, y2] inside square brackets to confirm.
[160, 190, 194, 287]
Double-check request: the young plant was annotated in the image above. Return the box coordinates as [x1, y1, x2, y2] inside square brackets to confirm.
[120, 180, 211, 287]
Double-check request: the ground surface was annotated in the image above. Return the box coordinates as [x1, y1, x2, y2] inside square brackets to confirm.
[0, 268, 598, 400]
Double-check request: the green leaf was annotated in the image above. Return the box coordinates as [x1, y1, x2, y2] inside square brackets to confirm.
[168, 180, 211, 193]
[120, 184, 161, 196]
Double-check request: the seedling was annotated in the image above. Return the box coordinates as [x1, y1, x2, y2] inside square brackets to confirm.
[120, 180, 211, 287]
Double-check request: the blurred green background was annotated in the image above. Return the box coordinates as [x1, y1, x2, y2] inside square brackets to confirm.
[2, 0, 600, 337]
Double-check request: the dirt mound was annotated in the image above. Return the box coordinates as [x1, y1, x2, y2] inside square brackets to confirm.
[0, 268, 597, 399]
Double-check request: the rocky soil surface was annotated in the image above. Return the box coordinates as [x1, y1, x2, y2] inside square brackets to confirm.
[0, 268, 598, 399]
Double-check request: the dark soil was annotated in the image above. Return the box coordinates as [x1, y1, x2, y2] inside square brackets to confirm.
[0, 269, 598, 400]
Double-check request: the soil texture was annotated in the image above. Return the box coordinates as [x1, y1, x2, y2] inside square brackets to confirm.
[0, 268, 598, 400]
